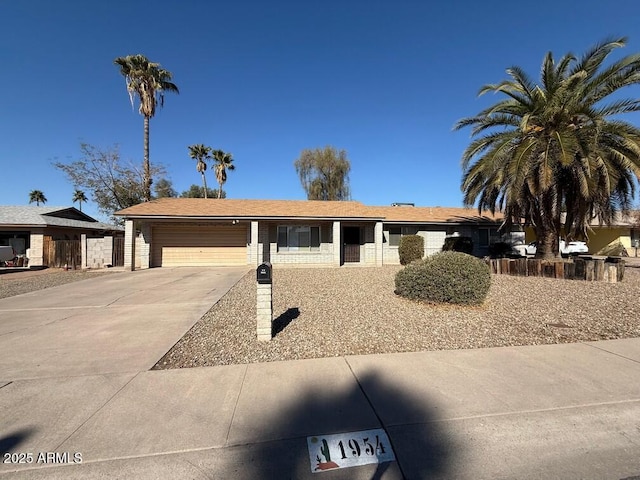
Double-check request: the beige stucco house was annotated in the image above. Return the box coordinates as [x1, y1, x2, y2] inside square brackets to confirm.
[115, 198, 510, 269]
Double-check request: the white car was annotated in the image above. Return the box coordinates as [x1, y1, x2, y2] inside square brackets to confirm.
[523, 240, 588, 256]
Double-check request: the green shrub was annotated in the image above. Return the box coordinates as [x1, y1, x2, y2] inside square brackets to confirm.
[394, 251, 491, 305]
[442, 236, 473, 254]
[399, 235, 424, 265]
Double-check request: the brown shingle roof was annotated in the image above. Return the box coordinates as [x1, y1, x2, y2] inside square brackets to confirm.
[368, 206, 502, 223]
[116, 198, 382, 219]
[116, 198, 504, 224]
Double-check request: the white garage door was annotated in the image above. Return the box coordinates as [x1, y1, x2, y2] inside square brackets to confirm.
[152, 225, 247, 267]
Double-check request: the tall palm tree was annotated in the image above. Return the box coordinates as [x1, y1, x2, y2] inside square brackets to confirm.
[29, 190, 47, 206]
[188, 144, 212, 198]
[212, 149, 235, 199]
[455, 38, 640, 259]
[114, 54, 179, 202]
[72, 189, 88, 211]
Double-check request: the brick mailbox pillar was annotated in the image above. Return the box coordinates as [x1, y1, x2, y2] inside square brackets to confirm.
[256, 262, 273, 341]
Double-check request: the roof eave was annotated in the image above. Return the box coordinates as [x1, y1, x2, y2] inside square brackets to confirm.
[116, 214, 385, 222]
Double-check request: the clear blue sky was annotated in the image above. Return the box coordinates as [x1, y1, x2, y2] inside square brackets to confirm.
[2, 0, 640, 221]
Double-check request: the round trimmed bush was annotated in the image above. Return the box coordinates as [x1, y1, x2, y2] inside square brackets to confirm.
[399, 235, 424, 265]
[394, 251, 491, 305]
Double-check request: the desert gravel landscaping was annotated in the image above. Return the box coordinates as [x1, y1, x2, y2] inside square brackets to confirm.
[0, 269, 115, 299]
[155, 265, 640, 369]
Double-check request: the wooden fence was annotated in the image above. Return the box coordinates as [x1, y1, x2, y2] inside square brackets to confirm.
[112, 237, 125, 266]
[486, 257, 625, 282]
[43, 237, 81, 269]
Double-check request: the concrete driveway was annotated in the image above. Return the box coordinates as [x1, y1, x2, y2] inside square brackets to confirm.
[0, 267, 249, 380]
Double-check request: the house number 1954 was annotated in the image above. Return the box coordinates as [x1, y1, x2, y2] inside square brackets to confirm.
[307, 428, 395, 473]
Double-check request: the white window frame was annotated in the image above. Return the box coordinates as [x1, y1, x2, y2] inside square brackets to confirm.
[387, 226, 418, 247]
[277, 225, 321, 252]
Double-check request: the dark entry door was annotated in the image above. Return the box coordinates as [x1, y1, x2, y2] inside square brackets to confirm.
[343, 227, 360, 263]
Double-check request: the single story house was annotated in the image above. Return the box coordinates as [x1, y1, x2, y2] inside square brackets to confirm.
[0, 206, 124, 268]
[115, 198, 515, 269]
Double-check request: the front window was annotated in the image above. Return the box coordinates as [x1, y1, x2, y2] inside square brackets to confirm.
[277, 226, 321, 251]
[478, 229, 489, 247]
[389, 225, 419, 247]
[479, 228, 499, 247]
[388, 226, 418, 247]
[388, 227, 401, 247]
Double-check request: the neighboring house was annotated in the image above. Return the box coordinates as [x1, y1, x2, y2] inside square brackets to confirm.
[523, 211, 640, 256]
[115, 198, 514, 269]
[0, 206, 124, 269]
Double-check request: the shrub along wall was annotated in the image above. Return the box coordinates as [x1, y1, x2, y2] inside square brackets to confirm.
[399, 235, 424, 265]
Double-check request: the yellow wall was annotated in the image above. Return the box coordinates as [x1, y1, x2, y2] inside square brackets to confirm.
[523, 226, 631, 255]
[524, 227, 535, 243]
[588, 227, 631, 255]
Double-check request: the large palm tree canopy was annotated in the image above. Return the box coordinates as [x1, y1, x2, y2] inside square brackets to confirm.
[455, 37, 640, 259]
[114, 54, 179, 202]
[114, 54, 179, 117]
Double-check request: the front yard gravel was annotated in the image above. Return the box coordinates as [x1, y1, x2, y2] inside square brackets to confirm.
[0, 270, 114, 299]
[155, 266, 640, 369]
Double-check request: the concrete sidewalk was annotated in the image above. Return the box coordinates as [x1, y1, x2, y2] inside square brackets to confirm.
[2, 339, 639, 479]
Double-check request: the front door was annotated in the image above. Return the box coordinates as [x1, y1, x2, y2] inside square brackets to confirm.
[343, 227, 360, 263]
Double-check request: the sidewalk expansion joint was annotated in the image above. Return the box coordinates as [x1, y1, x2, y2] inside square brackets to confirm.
[343, 357, 406, 479]
[581, 341, 640, 365]
[224, 364, 248, 447]
[53, 372, 140, 451]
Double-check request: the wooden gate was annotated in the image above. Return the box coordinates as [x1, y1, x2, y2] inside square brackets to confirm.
[112, 237, 125, 266]
[43, 237, 81, 268]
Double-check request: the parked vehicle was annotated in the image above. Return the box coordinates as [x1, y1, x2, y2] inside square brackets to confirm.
[0, 246, 16, 265]
[518, 240, 588, 256]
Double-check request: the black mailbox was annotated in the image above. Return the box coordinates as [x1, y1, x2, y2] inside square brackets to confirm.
[257, 262, 272, 284]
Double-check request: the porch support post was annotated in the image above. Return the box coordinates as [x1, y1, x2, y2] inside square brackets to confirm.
[81, 233, 87, 270]
[250, 221, 259, 266]
[333, 221, 341, 266]
[124, 219, 136, 272]
[103, 236, 113, 267]
[375, 221, 383, 266]
[28, 231, 44, 269]
[139, 223, 151, 269]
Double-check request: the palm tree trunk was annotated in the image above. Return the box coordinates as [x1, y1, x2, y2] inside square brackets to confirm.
[201, 172, 208, 199]
[535, 227, 560, 260]
[143, 115, 151, 201]
[218, 181, 222, 199]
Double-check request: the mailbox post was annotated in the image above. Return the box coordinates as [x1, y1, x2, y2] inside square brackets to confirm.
[256, 262, 273, 341]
